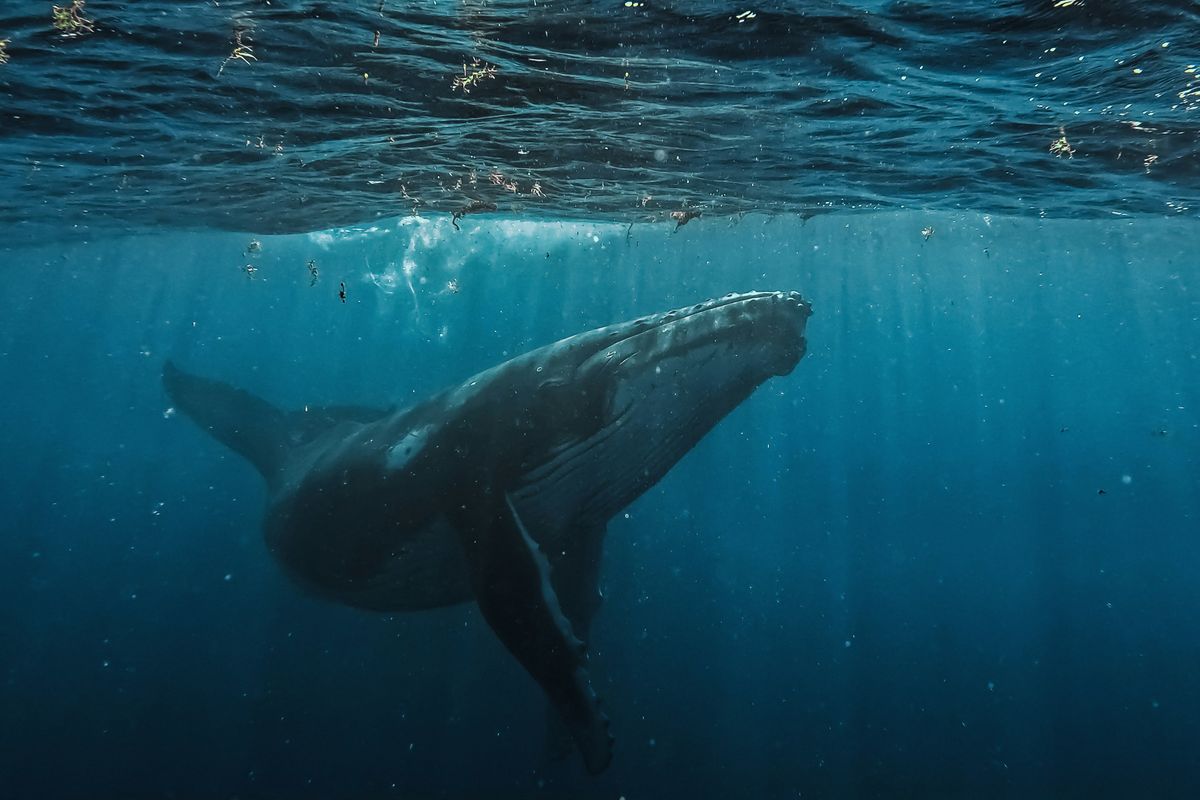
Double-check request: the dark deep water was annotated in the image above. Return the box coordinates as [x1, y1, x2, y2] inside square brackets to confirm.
[2, 214, 1197, 798]
[2, 2, 1200, 799]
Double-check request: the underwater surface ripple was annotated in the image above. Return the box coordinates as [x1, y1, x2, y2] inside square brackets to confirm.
[0, 0, 1198, 234]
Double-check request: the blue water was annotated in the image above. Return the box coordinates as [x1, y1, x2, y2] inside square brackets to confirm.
[1, 213, 1197, 798]
[3, 1, 1200, 797]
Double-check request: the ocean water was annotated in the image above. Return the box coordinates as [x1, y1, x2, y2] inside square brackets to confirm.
[2, 3, 1199, 800]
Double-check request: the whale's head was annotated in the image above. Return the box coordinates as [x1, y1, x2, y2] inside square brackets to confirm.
[581, 289, 812, 386]
[512, 291, 812, 528]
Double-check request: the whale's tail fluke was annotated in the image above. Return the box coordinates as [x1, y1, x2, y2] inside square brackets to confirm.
[163, 360, 292, 480]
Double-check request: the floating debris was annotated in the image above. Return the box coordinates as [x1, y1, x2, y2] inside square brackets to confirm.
[1049, 128, 1075, 158]
[452, 58, 498, 94]
[307, 259, 319, 286]
[921, 225, 935, 241]
[529, 182, 545, 198]
[244, 239, 262, 256]
[52, 1, 94, 36]
[372, 30, 380, 48]
[0, 39, 9, 65]
[1053, 0, 1083, 7]
[219, 27, 257, 76]
[242, 264, 258, 280]
[446, 278, 460, 294]
[1144, 154, 1159, 172]
[451, 199, 497, 231]
[670, 209, 701, 231]
[339, 281, 347, 303]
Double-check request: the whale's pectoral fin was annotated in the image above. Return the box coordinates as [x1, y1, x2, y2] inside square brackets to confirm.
[545, 522, 607, 761]
[456, 496, 613, 775]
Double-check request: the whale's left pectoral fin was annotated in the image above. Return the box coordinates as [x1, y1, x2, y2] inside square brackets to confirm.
[456, 496, 613, 774]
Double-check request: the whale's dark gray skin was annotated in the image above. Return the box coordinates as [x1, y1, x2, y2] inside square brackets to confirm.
[163, 290, 811, 774]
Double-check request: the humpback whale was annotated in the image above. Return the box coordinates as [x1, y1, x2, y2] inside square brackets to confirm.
[163, 290, 811, 774]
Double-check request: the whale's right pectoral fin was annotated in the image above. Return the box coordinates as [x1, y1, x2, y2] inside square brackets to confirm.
[545, 522, 607, 761]
[456, 496, 613, 775]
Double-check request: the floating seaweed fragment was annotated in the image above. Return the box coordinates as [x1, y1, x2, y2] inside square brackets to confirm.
[451, 200, 497, 231]
[452, 58, 498, 93]
[670, 209, 701, 231]
[1049, 128, 1075, 158]
[219, 27, 257, 76]
[52, 1, 94, 36]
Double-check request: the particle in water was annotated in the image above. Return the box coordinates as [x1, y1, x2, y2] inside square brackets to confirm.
[224, 573, 233, 582]
[245, 239, 262, 255]
[654, 148, 667, 162]
[921, 225, 934, 241]
[1121, 474, 1132, 484]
